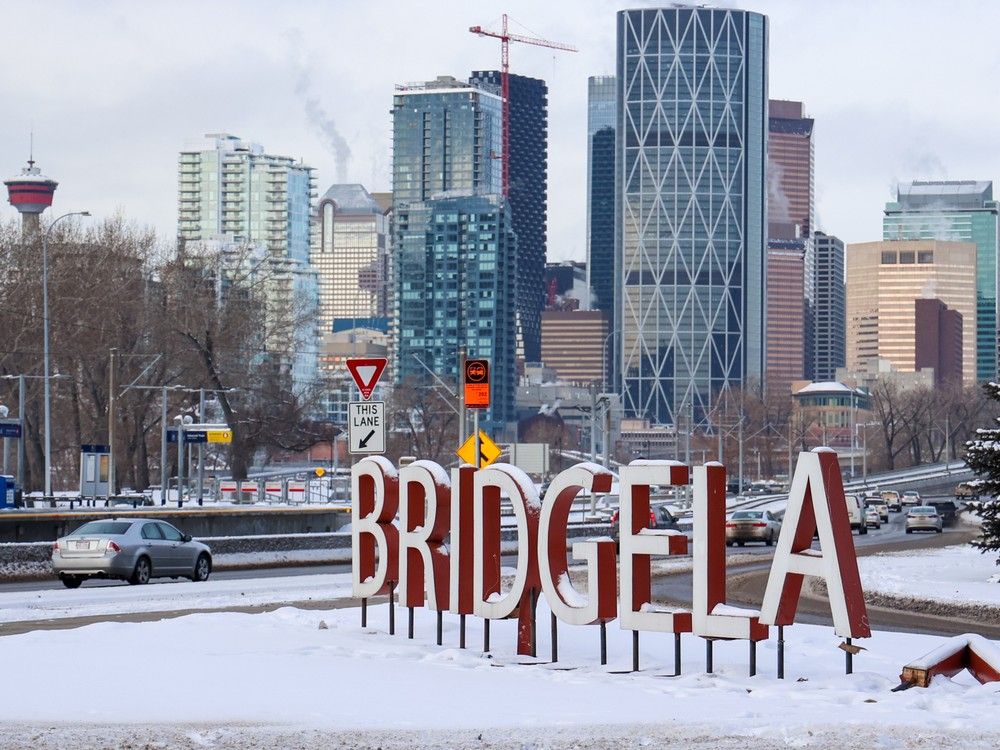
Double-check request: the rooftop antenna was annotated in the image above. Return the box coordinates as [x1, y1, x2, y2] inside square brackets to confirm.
[28, 127, 34, 169]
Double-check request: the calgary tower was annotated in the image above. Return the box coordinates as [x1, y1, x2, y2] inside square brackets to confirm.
[5, 152, 58, 235]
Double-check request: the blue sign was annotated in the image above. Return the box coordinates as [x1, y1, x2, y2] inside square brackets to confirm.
[0, 421, 21, 438]
[166, 429, 208, 444]
[81, 444, 110, 454]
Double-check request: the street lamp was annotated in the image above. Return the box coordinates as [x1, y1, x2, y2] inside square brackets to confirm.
[42, 210, 90, 496]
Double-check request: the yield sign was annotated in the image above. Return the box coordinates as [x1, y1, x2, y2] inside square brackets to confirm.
[346, 357, 388, 400]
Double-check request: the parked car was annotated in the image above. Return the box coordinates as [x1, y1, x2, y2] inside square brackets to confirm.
[864, 507, 882, 529]
[901, 490, 922, 507]
[52, 518, 212, 588]
[905, 506, 943, 534]
[926, 498, 960, 526]
[880, 490, 902, 512]
[864, 498, 890, 523]
[725, 510, 782, 547]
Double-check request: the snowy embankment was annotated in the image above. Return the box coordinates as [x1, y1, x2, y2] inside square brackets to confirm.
[2, 602, 1000, 749]
[854, 543, 1000, 620]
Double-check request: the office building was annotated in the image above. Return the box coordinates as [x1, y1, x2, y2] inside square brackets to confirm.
[391, 76, 515, 427]
[312, 184, 390, 333]
[470, 71, 548, 365]
[914, 298, 963, 388]
[765, 239, 810, 395]
[394, 195, 517, 426]
[616, 7, 768, 426]
[883, 181, 999, 380]
[768, 100, 814, 239]
[846, 240, 977, 384]
[811, 232, 846, 381]
[541, 310, 609, 386]
[177, 133, 319, 389]
[587, 75, 617, 389]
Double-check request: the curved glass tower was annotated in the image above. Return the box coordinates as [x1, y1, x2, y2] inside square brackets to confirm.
[616, 7, 768, 427]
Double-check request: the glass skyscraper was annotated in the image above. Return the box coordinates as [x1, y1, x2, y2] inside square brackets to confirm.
[883, 181, 999, 381]
[391, 76, 516, 427]
[587, 75, 617, 389]
[616, 7, 768, 426]
[470, 71, 548, 366]
[811, 231, 846, 382]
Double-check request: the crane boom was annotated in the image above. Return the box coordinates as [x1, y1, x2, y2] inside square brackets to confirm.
[469, 14, 576, 197]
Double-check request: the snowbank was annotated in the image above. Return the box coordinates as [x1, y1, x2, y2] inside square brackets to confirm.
[1, 603, 1000, 748]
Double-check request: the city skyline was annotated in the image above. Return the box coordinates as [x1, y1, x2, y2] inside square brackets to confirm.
[2, 1, 999, 260]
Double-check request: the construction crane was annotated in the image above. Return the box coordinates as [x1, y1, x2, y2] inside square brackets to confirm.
[469, 14, 576, 197]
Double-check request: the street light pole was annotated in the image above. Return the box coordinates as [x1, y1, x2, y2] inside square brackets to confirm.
[41, 210, 90, 497]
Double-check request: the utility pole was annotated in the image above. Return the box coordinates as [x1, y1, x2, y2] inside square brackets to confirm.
[107, 347, 117, 499]
[458, 347, 467, 446]
[160, 386, 168, 505]
[17, 375, 25, 490]
[197, 388, 205, 503]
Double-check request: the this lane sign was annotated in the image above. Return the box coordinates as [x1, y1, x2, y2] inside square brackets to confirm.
[348, 401, 386, 454]
[347, 358, 388, 400]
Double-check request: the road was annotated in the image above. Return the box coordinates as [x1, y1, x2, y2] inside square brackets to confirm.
[651, 510, 992, 638]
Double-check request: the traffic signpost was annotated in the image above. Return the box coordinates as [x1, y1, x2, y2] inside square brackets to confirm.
[346, 357, 388, 456]
[349, 401, 386, 455]
[464, 359, 490, 409]
[457, 430, 502, 468]
[347, 358, 388, 401]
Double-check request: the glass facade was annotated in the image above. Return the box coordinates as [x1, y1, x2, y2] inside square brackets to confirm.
[470, 72, 548, 364]
[616, 8, 768, 426]
[811, 232, 846, 381]
[587, 75, 617, 387]
[391, 78, 516, 427]
[395, 196, 517, 426]
[883, 181, 999, 381]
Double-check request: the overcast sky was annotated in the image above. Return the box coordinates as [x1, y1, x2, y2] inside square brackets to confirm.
[2, 1, 998, 261]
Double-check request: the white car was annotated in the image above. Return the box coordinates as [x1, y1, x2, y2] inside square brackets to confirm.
[864, 507, 881, 529]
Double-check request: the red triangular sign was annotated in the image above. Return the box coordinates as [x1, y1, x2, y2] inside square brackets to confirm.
[347, 358, 387, 400]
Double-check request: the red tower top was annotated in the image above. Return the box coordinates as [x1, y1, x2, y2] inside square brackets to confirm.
[5, 159, 58, 215]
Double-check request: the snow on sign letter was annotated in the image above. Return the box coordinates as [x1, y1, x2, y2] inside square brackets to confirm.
[348, 401, 386, 454]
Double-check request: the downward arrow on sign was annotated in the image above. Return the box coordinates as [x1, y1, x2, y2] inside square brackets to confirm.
[359, 430, 376, 448]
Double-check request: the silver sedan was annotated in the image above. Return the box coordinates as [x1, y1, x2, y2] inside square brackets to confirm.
[52, 518, 213, 588]
[726, 510, 782, 546]
[904, 506, 943, 534]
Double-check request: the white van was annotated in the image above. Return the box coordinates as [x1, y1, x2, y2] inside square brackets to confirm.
[845, 493, 868, 535]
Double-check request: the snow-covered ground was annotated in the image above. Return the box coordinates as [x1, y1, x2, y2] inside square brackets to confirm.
[858, 543, 1000, 608]
[2, 601, 1000, 748]
[0, 573, 354, 624]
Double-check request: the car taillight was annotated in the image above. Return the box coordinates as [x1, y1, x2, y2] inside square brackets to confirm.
[107, 541, 122, 554]
[725, 522, 736, 528]
[752, 522, 767, 528]
[52, 541, 60, 553]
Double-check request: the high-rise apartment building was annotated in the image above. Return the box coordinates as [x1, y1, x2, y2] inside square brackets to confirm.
[177, 133, 318, 389]
[312, 184, 390, 333]
[470, 71, 548, 365]
[811, 232, 846, 381]
[765, 239, 811, 395]
[391, 76, 515, 427]
[846, 240, 977, 384]
[587, 75, 617, 389]
[616, 7, 768, 426]
[768, 100, 814, 240]
[884, 181, 999, 380]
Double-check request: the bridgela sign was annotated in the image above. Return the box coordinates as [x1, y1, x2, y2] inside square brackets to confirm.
[351, 449, 870, 671]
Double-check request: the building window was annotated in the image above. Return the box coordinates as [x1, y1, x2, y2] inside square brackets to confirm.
[899, 251, 915, 264]
[918, 251, 933, 264]
[881, 251, 896, 264]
